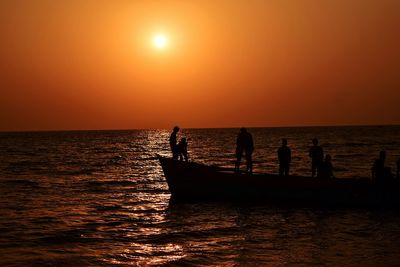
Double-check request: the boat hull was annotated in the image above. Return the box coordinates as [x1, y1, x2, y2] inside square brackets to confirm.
[158, 155, 400, 206]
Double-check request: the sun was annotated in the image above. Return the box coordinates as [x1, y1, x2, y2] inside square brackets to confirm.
[153, 34, 168, 49]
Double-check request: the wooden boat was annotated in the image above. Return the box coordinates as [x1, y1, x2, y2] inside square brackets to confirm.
[158, 155, 400, 206]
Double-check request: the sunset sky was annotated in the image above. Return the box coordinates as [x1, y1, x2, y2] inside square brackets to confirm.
[0, 0, 399, 131]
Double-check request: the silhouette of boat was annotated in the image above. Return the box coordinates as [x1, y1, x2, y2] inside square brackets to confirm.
[158, 155, 400, 206]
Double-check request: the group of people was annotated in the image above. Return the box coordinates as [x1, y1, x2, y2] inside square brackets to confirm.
[234, 128, 333, 177]
[308, 138, 334, 179]
[371, 150, 400, 180]
[169, 126, 188, 161]
[169, 126, 400, 179]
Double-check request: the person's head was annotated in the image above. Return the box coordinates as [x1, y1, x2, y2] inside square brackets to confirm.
[240, 127, 247, 133]
[181, 137, 186, 143]
[282, 138, 288, 146]
[325, 154, 331, 162]
[379, 150, 386, 160]
[312, 138, 318, 145]
[173, 126, 180, 133]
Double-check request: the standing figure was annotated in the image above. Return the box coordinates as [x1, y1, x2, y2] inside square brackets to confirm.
[278, 138, 291, 176]
[235, 128, 254, 174]
[309, 138, 324, 177]
[169, 126, 180, 160]
[318, 154, 334, 178]
[371, 150, 391, 180]
[177, 137, 188, 162]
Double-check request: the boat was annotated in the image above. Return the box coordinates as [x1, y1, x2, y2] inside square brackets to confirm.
[157, 155, 400, 206]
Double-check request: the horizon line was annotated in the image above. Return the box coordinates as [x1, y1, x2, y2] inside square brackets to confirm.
[1, 123, 399, 134]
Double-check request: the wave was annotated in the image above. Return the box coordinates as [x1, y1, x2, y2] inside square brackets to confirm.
[343, 142, 371, 147]
[93, 204, 124, 212]
[38, 229, 100, 245]
[334, 153, 368, 159]
[56, 168, 97, 176]
[85, 180, 137, 187]
[1, 179, 40, 188]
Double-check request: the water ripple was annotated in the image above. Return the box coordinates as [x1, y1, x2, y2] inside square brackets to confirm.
[1, 126, 400, 266]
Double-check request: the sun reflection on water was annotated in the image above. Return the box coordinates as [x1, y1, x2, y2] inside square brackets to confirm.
[104, 243, 185, 266]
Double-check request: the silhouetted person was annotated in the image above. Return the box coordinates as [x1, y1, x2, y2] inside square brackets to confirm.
[371, 150, 392, 180]
[278, 138, 291, 176]
[318, 154, 334, 179]
[309, 138, 323, 177]
[235, 128, 254, 174]
[177, 137, 188, 162]
[169, 126, 180, 160]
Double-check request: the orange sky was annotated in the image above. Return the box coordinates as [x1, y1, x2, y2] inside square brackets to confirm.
[0, 0, 399, 131]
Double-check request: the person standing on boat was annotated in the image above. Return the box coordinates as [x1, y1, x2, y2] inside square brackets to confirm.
[169, 126, 180, 160]
[318, 154, 334, 178]
[371, 150, 392, 180]
[177, 137, 189, 162]
[235, 128, 254, 174]
[309, 138, 323, 177]
[278, 138, 291, 176]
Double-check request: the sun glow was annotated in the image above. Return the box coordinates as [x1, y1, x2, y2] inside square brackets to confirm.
[153, 34, 168, 49]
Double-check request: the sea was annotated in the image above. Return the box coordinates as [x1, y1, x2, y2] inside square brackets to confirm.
[1, 126, 400, 266]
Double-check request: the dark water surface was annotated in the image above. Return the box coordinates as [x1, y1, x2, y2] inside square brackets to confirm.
[1, 126, 400, 266]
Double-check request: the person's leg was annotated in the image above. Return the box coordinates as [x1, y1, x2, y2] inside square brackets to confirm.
[279, 163, 284, 176]
[246, 152, 253, 174]
[285, 164, 290, 176]
[311, 162, 316, 177]
[316, 162, 322, 177]
[235, 150, 243, 171]
[173, 146, 179, 160]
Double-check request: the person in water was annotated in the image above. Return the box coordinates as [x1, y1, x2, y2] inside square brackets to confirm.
[177, 137, 188, 162]
[371, 150, 391, 180]
[169, 126, 180, 160]
[309, 138, 324, 177]
[318, 154, 334, 179]
[278, 138, 291, 176]
[235, 127, 254, 174]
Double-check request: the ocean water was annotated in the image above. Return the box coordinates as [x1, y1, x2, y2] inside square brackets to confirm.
[1, 126, 400, 266]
